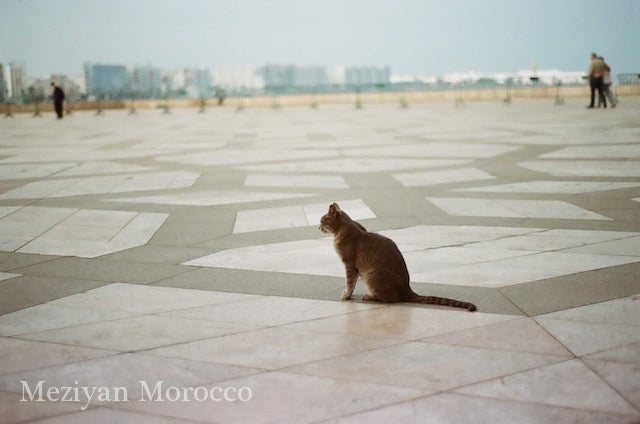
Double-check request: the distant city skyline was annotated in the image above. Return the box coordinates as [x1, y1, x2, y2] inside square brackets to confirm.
[2, 0, 639, 79]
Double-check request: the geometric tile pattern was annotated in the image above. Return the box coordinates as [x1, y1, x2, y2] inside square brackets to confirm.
[233, 199, 375, 233]
[2, 100, 640, 422]
[108, 190, 316, 206]
[0, 284, 637, 422]
[244, 173, 349, 189]
[456, 180, 640, 193]
[427, 197, 612, 220]
[240, 158, 470, 173]
[184, 225, 640, 288]
[0, 206, 168, 258]
[393, 167, 495, 187]
[0, 171, 200, 200]
[520, 160, 640, 177]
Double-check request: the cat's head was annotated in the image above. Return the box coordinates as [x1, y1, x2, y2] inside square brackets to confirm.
[319, 203, 342, 234]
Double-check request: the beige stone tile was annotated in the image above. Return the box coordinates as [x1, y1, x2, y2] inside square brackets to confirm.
[160, 295, 379, 327]
[284, 304, 514, 340]
[455, 359, 639, 416]
[329, 392, 640, 424]
[286, 342, 564, 392]
[422, 317, 573, 356]
[0, 338, 116, 376]
[116, 371, 425, 424]
[21, 315, 259, 352]
[146, 327, 398, 370]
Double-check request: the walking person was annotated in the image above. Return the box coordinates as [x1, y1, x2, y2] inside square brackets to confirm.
[51, 82, 65, 119]
[587, 53, 606, 109]
[599, 57, 617, 108]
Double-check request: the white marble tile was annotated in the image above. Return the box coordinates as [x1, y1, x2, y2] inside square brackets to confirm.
[109, 190, 315, 206]
[0, 353, 260, 403]
[286, 341, 564, 393]
[584, 359, 640, 411]
[245, 173, 348, 189]
[186, 224, 639, 288]
[0, 337, 115, 375]
[520, 160, 640, 177]
[411, 262, 561, 287]
[422, 317, 573, 356]
[0, 390, 84, 423]
[116, 371, 424, 424]
[332, 392, 639, 424]
[184, 238, 343, 276]
[343, 142, 521, 158]
[454, 359, 639, 416]
[30, 408, 198, 424]
[584, 343, 640, 364]
[428, 197, 612, 220]
[487, 251, 639, 273]
[538, 295, 640, 327]
[0, 162, 78, 180]
[541, 144, 640, 158]
[54, 161, 155, 177]
[467, 229, 640, 252]
[394, 167, 495, 187]
[0, 171, 200, 199]
[233, 205, 309, 233]
[562, 235, 640, 256]
[404, 246, 535, 264]
[21, 315, 259, 352]
[535, 318, 640, 357]
[0, 303, 137, 336]
[457, 180, 640, 193]
[284, 305, 513, 340]
[157, 148, 337, 166]
[240, 158, 470, 173]
[15, 210, 168, 258]
[52, 283, 258, 314]
[0, 272, 19, 282]
[159, 295, 379, 327]
[147, 326, 397, 370]
[233, 199, 375, 233]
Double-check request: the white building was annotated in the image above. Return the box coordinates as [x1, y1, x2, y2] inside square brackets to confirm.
[212, 65, 264, 91]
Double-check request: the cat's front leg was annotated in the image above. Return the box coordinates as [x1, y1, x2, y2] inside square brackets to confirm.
[341, 266, 358, 300]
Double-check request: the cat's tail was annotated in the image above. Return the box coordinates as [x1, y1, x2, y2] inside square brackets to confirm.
[410, 295, 477, 312]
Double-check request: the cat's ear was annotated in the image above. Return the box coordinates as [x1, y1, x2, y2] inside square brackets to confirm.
[329, 203, 340, 216]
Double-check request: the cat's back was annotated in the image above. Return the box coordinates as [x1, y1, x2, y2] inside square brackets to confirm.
[359, 230, 406, 265]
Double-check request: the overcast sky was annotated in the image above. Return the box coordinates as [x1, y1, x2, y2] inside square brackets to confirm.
[2, 0, 639, 78]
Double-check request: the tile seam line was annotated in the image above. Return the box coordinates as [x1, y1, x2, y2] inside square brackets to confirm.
[581, 357, 640, 416]
[5, 205, 78, 253]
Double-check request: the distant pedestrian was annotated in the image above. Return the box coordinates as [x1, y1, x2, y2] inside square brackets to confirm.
[51, 82, 65, 119]
[598, 57, 617, 108]
[587, 53, 606, 109]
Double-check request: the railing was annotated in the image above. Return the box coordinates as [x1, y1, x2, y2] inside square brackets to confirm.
[2, 82, 639, 115]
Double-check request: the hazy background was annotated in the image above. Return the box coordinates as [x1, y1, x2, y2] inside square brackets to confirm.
[2, 0, 639, 78]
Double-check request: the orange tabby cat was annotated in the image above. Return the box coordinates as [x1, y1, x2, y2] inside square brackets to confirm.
[320, 203, 476, 311]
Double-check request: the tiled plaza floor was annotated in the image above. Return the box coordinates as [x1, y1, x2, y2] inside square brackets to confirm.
[0, 98, 639, 423]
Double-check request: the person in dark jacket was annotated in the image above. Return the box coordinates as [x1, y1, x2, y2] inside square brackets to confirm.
[51, 82, 65, 119]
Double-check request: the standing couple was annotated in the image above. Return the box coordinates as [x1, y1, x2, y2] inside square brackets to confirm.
[587, 52, 617, 109]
